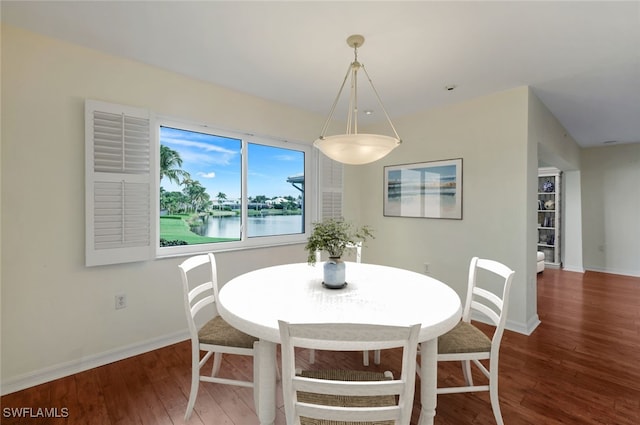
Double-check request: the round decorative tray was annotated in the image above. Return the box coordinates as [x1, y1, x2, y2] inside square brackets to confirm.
[322, 281, 348, 289]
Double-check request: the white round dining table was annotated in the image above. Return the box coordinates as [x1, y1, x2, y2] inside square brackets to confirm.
[217, 261, 462, 425]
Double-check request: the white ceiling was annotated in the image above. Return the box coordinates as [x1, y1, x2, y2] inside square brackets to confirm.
[3, 1, 640, 148]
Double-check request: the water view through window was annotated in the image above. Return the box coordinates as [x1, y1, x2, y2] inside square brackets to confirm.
[159, 125, 305, 247]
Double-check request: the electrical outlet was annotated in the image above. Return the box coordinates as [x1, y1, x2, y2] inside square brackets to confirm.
[115, 294, 127, 310]
[423, 263, 430, 274]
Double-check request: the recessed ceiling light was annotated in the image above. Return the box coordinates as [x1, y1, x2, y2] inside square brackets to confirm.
[364, 110, 374, 115]
[445, 84, 457, 91]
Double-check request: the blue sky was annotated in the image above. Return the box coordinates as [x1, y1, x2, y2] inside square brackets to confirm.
[160, 126, 304, 200]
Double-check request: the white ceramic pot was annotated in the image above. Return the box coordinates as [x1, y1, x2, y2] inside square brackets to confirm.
[323, 258, 346, 289]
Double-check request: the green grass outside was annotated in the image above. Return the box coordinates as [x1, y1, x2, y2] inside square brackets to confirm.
[160, 215, 235, 244]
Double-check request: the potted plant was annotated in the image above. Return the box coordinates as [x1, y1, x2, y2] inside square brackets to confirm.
[305, 218, 373, 288]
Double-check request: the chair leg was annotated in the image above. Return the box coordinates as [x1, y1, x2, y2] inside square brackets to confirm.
[309, 349, 315, 364]
[373, 349, 381, 365]
[363, 350, 370, 366]
[489, 376, 504, 425]
[489, 365, 504, 425]
[461, 360, 473, 386]
[211, 352, 222, 376]
[185, 352, 200, 420]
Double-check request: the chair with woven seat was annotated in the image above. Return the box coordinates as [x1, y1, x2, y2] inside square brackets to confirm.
[178, 253, 258, 421]
[311, 242, 380, 366]
[420, 256, 515, 425]
[279, 320, 420, 425]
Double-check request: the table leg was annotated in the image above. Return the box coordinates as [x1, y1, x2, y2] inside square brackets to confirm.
[418, 339, 438, 425]
[254, 340, 277, 425]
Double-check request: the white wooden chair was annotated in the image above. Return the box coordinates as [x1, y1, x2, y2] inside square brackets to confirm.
[420, 256, 515, 425]
[279, 321, 421, 425]
[178, 253, 258, 420]
[313, 241, 362, 264]
[311, 242, 379, 366]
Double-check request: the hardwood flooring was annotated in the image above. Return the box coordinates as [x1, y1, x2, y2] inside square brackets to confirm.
[2, 269, 639, 424]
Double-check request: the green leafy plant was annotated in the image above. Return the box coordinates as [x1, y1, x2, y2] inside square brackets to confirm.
[305, 218, 374, 264]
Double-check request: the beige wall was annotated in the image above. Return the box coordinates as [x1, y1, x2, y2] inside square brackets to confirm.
[1, 26, 320, 392]
[1, 25, 594, 394]
[581, 144, 640, 276]
[344, 86, 540, 333]
[527, 90, 582, 313]
[528, 91, 639, 277]
[562, 170, 585, 272]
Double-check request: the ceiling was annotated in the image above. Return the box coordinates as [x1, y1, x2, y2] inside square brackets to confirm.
[3, 1, 640, 148]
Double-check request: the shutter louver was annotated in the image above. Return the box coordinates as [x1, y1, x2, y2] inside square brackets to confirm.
[319, 154, 343, 220]
[321, 192, 343, 219]
[93, 182, 150, 249]
[93, 112, 150, 174]
[85, 100, 154, 266]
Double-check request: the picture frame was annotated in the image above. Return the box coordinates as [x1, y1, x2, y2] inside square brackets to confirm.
[384, 158, 463, 219]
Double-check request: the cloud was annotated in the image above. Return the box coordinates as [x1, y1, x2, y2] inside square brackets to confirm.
[198, 171, 216, 179]
[161, 131, 239, 166]
[165, 137, 237, 155]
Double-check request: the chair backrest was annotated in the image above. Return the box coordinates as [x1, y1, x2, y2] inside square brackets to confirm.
[279, 321, 420, 425]
[462, 257, 515, 354]
[178, 253, 220, 342]
[314, 241, 362, 263]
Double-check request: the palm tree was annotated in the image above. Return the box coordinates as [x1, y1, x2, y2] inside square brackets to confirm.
[216, 192, 227, 210]
[160, 145, 190, 185]
[183, 179, 209, 213]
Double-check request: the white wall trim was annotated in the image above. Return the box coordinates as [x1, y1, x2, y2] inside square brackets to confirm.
[562, 265, 585, 273]
[507, 314, 541, 336]
[472, 313, 541, 336]
[584, 266, 640, 278]
[0, 330, 189, 396]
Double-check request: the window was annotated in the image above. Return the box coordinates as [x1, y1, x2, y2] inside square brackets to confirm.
[157, 120, 311, 257]
[86, 100, 322, 266]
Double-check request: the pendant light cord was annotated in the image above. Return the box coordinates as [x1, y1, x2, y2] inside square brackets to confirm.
[361, 64, 401, 142]
[317, 35, 401, 145]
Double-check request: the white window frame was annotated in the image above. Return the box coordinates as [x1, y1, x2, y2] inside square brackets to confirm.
[86, 100, 335, 265]
[155, 118, 315, 258]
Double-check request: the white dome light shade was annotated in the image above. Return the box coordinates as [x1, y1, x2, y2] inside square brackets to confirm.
[315, 34, 402, 165]
[314, 134, 401, 165]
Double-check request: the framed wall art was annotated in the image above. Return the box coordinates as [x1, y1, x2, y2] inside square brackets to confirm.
[384, 158, 462, 219]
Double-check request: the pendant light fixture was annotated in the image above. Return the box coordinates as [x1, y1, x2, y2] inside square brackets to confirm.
[314, 34, 401, 165]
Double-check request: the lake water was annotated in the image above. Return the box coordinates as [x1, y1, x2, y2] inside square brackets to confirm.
[197, 215, 303, 238]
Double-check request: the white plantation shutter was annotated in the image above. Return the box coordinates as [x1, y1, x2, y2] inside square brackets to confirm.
[85, 100, 155, 266]
[318, 153, 343, 220]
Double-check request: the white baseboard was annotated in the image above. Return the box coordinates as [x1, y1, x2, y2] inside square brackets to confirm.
[507, 314, 541, 336]
[1, 330, 189, 396]
[584, 266, 640, 278]
[561, 265, 585, 273]
[471, 312, 540, 336]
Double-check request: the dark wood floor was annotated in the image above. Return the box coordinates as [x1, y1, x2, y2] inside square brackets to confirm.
[2, 268, 639, 424]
